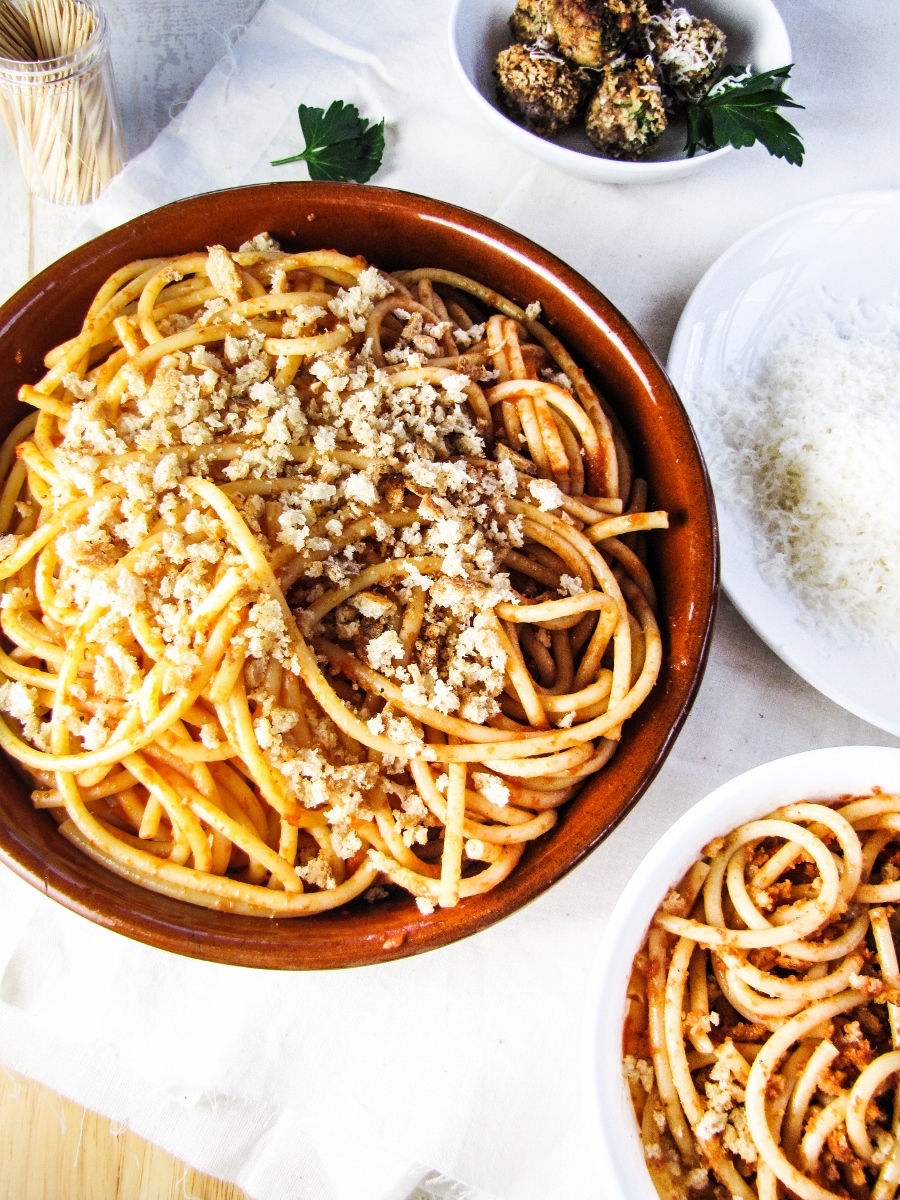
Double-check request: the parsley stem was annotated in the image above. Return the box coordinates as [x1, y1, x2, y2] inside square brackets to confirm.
[269, 99, 385, 182]
[270, 151, 309, 167]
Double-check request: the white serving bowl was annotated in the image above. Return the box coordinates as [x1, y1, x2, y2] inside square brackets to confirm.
[584, 745, 900, 1199]
[449, 0, 792, 184]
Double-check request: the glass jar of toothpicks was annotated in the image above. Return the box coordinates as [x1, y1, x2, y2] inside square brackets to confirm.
[0, 0, 124, 205]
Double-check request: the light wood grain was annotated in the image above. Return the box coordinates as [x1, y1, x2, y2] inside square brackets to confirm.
[0, 1068, 252, 1200]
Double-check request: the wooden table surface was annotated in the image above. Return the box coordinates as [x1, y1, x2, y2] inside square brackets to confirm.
[0, 4, 264, 1195]
[0, 1069, 249, 1200]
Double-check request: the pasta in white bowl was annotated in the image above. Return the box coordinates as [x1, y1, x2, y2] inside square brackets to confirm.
[587, 746, 900, 1200]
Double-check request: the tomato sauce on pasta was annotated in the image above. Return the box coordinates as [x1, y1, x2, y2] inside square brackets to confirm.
[0, 236, 665, 916]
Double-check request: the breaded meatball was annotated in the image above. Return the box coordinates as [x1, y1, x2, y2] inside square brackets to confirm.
[510, 0, 557, 46]
[544, 0, 651, 68]
[585, 57, 666, 158]
[647, 7, 726, 103]
[495, 42, 591, 136]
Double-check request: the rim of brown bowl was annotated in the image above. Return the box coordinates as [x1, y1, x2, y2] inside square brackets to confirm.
[0, 182, 718, 969]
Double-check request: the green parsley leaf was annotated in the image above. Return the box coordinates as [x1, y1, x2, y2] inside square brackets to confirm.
[684, 65, 805, 166]
[271, 99, 385, 183]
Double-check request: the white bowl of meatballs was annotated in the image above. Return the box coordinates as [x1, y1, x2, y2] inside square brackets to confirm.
[449, 0, 792, 183]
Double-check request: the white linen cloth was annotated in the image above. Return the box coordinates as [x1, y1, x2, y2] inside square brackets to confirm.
[2, 2, 899, 1197]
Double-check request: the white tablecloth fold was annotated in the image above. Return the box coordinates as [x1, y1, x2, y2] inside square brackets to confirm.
[2, 2, 900, 1198]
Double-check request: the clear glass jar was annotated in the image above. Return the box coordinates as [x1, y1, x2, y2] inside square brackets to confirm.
[0, 0, 125, 206]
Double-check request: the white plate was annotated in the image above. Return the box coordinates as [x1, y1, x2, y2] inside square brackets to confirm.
[668, 190, 900, 737]
[584, 745, 900, 1200]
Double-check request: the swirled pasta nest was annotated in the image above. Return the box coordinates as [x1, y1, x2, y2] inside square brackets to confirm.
[0, 235, 666, 916]
[627, 795, 900, 1200]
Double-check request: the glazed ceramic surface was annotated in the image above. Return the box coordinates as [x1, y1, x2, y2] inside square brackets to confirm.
[0, 183, 717, 967]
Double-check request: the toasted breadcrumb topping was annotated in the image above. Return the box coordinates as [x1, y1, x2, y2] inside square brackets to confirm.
[1, 237, 590, 873]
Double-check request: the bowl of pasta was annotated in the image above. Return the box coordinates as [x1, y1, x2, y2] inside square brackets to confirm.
[0, 182, 716, 968]
[588, 745, 900, 1200]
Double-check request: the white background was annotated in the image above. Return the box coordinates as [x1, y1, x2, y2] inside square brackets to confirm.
[1, 3, 899, 1198]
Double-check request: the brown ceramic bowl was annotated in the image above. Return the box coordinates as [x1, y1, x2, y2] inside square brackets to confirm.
[0, 183, 717, 969]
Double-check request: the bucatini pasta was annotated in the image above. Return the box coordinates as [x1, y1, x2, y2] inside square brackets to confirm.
[625, 795, 900, 1200]
[0, 235, 666, 917]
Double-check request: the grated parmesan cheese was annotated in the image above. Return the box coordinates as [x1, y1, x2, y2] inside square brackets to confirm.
[701, 307, 900, 648]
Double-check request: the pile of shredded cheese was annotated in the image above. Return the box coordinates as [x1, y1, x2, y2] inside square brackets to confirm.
[701, 306, 900, 646]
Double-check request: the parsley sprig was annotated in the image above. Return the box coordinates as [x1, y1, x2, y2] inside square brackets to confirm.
[271, 100, 385, 183]
[685, 65, 805, 165]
